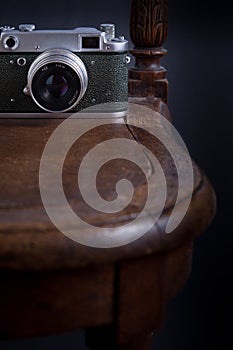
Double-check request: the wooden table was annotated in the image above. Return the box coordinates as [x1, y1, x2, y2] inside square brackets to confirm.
[0, 100, 215, 349]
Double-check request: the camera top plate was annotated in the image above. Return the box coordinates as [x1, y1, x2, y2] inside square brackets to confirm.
[0, 23, 128, 53]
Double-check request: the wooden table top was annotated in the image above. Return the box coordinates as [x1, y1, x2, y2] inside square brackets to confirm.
[0, 99, 216, 272]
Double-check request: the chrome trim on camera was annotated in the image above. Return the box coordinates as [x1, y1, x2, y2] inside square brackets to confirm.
[26, 49, 88, 113]
[17, 57, 27, 66]
[0, 111, 128, 119]
[0, 25, 128, 53]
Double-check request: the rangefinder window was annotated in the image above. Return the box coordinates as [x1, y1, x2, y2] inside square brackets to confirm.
[82, 36, 100, 49]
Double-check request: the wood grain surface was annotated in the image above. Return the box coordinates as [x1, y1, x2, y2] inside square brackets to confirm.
[129, 0, 169, 103]
[0, 102, 215, 341]
[130, 0, 168, 48]
[0, 107, 215, 272]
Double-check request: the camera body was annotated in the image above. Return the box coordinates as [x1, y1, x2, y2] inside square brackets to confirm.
[0, 24, 128, 115]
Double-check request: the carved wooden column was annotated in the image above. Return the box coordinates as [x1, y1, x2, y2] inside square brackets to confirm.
[128, 0, 168, 104]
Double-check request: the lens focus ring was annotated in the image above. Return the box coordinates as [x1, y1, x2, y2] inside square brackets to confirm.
[27, 49, 88, 112]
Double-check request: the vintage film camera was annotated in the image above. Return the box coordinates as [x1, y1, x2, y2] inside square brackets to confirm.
[0, 23, 128, 115]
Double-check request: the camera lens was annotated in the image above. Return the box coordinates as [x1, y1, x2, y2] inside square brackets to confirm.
[31, 63, 82, 112]
[44, 73, 69, 98]
[27, 49, 88, 112]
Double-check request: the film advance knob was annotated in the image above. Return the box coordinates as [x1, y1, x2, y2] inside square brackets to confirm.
[100, 23, 115, 40]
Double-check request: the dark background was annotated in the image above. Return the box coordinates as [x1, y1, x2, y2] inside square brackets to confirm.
[0, 0, 232, 349]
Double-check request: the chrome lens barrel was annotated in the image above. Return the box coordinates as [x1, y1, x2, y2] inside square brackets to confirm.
[27, 49, 88, 112]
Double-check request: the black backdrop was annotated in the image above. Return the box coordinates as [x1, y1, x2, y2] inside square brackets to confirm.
[0, 1, 232, 349]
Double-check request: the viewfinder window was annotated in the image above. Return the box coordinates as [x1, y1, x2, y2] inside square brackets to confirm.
[82, 36, 100, 49]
